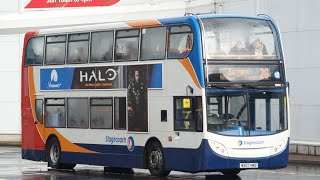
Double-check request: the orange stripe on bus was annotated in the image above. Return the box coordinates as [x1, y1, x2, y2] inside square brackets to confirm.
[45, 129, 95, 153]
[178, 58, 201, 89]
[28, 66, 45, 143]
[28, 67, 95, 153]
[126, 19, 161, 28]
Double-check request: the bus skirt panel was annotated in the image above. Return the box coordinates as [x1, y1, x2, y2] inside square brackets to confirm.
[164, 139, 289, 172]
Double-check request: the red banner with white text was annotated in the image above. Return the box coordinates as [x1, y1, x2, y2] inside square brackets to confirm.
[25, 0, 120, 9]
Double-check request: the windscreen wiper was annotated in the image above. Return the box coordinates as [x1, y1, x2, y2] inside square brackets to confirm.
[241, 83, 258, 89]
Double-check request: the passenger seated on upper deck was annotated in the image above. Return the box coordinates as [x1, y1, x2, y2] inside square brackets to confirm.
[168, 34, 193, 58]
[248, 38, 268, 55]
[228, 40, 249, 55]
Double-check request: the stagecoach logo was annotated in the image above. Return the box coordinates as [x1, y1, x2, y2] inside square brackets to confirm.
[238, 140, 243, 146]
[48, 69, 61, 88]
[127, 136, 135, 152]
[105, 136, 135, 152]
[238, 140, 264, 146]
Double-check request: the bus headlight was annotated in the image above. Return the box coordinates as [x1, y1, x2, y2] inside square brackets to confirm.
[271, 138, 288, 156]
[208, 140, 229, 157]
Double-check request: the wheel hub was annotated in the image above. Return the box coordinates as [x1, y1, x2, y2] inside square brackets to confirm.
[50, 144, 59, 164]
[149, 149, 162, 169]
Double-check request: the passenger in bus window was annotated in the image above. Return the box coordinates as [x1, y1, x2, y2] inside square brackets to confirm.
[46, 108, 63, 127]
[72, 47, 86, 63]
[248, 38, 268, 55]
[180, 34, 193, 57]
[115, 45, 124, 59]
[185, 34, 193, 50]
[229, 40, 249, 55]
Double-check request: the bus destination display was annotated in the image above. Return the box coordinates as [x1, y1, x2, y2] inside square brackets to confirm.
[208, 65, 281, 82]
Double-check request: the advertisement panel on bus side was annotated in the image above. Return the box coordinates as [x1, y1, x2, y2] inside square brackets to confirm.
[40, 64, 162, 90]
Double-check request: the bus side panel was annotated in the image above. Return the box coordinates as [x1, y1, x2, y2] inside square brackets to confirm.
[60, 152, 143, 168]
[164, 147, 203, 172]
[60, 144, 144, 168]
[164, 140, 228, 172]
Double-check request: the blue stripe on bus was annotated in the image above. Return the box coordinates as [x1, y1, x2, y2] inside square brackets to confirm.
[22, 139, 288, 172]
[148, 64, 162, 88]
[66, 68, 75, 89]
[61, 151, 144, 168]
[74, 143, 144, 156]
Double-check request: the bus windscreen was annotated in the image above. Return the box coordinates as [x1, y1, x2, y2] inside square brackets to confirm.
[202, 18, 280, 60]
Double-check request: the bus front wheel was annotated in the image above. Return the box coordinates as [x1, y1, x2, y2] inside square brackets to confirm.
[147, 142, 171, 177]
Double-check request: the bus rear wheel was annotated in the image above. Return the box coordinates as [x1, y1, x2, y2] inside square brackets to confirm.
[46, 137, 76, 169]
[147, 142, 171, 177]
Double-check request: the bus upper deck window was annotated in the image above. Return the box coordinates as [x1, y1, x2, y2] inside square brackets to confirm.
[168, 25, 193, 59]
[25, 37, 44, 66]
[115, 29, 139, 61]
[140, 27, 166, 60]
[91, 31, 114, 63]
[45, 35, 66, 65]
[67, 33, 89, 64]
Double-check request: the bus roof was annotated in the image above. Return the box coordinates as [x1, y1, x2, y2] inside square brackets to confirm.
[32, 14, 272, 35]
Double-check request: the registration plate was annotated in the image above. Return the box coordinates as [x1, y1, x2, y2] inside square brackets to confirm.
[240, 163, 258, 169]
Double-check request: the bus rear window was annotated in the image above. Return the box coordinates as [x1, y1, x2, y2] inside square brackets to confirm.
[25, 37, 44, 66]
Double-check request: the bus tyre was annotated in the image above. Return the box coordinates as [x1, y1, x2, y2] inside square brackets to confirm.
[46, 138, 62, 169]
[147, 142, 171, 177]
[221, 170, 241, 177]
[46, 138, 76, 169]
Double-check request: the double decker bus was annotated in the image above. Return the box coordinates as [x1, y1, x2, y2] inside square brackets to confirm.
[21, 14, 289, 177]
